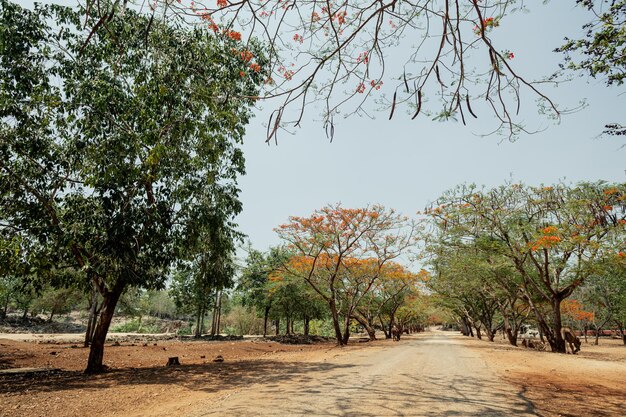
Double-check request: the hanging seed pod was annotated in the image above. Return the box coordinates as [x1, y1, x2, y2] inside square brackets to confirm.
[466, 95, 478, 118]
[412, 90, 422, 120]
[389, 91, 397, 120]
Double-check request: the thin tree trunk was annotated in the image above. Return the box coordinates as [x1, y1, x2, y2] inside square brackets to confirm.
[200, 306, 205, 336]
[195, 306, 202, 338]
[215, 291, 222, 335]
[304, 316, 310, 337]
[474, 325, 482, 340]
[263, 305, 270, 337]
[275, 319, 280, 336]
[378, 315, 389, 339]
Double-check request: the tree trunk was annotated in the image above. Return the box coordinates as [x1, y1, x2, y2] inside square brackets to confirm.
[341, 315, 351, 345]
[263, 305, 270, 337]
[275, 319, 280, 336]
[85, 280, 125, 374]
[538, 299, 566, 353]
[285, 317, 291, 335]
[351, 311, 377, 341]
[474, 325, 482, 340]
[304, 316, 310, 337]
[500, 308, 517, 346]
[329, 300, 345, 345]
[378, 315, 390, 339]
[200, 306, 205, 336]
[211, 290, 222, 336]
[195, 306, 202, 338]
[485, 326, 495, 342]
[1, 296, 8, 319]
[48, 310, 55, 323]
[215, 292, 222, 335]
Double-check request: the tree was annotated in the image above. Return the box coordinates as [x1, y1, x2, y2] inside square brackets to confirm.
[557, 0, 626, 136]
[68, 0, 574, 141]
[0, 1, 264, 372]
[426, 182, 625, 352]
[276, 204, 416, 345]
[239, 247, 288, 336]
[31, 285, 82, 322]
[353, 263, 422, 340]
[171, 214, 241, 337]
[578, 254, 626, 344]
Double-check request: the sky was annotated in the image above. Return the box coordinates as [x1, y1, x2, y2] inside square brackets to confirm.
[13, 0, 626, 257]
[236, 1, 626, 252]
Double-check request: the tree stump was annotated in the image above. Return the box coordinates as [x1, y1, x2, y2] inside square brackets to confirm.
[166, 357, 180, 366]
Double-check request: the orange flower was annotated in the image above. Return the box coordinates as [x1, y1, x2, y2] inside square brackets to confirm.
[249, 63, 261, 72]
[217, 0, 228, 7]
[541, 226, 558, 235]
[226, 30, 242, 41]
[240, 50, 253, 62]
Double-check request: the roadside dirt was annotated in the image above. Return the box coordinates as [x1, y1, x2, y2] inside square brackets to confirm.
[0, 336, 370, 417]
[461, 336, 626, 417]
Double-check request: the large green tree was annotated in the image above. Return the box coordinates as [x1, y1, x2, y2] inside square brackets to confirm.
[0, 0, 266, 372]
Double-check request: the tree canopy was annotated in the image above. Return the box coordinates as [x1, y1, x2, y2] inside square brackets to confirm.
[0, 0, 265, 372]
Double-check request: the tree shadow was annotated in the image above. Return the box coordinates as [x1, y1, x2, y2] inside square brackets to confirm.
[0, 359, 355, 396]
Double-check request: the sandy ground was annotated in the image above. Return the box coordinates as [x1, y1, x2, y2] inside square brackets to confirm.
[0, 330, 624, 416]
[463, 335, 626, 417]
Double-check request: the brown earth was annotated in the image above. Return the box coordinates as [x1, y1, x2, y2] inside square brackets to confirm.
[0, 331, 624, 416]
[0, 335, 371, 417]
[463, 335, 626, 417]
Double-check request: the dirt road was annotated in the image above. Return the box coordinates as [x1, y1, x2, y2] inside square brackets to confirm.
[188, 331, 537, 416]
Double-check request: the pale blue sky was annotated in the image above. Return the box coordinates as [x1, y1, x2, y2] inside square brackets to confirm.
[237, 1, 625, 251]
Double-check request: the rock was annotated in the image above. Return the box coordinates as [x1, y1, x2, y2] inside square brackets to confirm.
[213, 355, 224, 363]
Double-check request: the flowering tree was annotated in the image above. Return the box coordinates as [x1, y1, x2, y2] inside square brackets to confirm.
[353, 263, 424, 340]
[276, 204, 416, 345]
[426, 182, 625, 352]
[80, 0, 569, 141]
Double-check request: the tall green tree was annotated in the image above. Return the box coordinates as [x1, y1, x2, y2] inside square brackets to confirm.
[0, 0, 265, 372]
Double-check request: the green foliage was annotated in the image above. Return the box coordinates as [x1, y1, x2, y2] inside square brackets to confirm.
[557, 0, 626, 136]
[426, 181, 625, 349]
[558, 0, 626, 86]
[0, 0, 266, 371]
[111, 317, 163, 334]
[30, 285, 83, 320]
